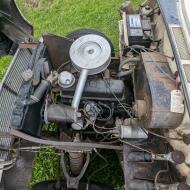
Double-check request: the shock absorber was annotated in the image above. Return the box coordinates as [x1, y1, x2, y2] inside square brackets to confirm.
[69, 151, 84, 175]
[69, 134, 84, 175]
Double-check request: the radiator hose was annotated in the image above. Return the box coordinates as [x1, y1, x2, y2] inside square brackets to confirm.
[117, 57, 140, 78]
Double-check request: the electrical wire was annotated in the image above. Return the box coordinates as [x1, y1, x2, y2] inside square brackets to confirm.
[0, 145, 54, 151]
[119, 139, 153, 154]
[90, 117, 116, 135]
[0, 145, 64, 156]
[101, 75, 133, 118]
[102, 139, 120, 145]
[96, 102, 113, 121]
[146, 129, 183, 141]
[56, 60, 71, 72]
[117, 103, 134, 115]
[139, 126, 183, 141]
[154, 165, 169, 190]
[129, 47, 141, 55]
[144, 47, 174, 60]
[83, 101, 113, 122]
[84, 115, 117, 131]
[133, 121, 183, 141]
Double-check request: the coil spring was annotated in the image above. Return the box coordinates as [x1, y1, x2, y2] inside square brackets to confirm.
[69, 152, 84, 175]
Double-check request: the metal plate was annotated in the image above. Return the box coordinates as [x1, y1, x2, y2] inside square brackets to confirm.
[123, 138, 172, 190]
[43, 33, 73, 70]
[157, 0, 190, 117]
[157, 0, 180, 25]
[134, 52, 183, 129]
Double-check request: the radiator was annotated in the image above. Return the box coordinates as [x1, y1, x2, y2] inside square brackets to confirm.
[0, 48, 32, 160]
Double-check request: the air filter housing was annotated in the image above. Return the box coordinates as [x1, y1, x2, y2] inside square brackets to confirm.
[69, 34, 111, 75]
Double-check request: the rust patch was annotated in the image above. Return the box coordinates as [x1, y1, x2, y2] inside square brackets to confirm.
[19, 43, 38, 49]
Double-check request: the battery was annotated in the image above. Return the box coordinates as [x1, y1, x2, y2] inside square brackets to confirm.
[126, 14, 152, 47]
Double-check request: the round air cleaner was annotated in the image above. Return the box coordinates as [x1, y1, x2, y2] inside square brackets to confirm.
[70, 34, 111, 75]
[69, 34, 111, 110]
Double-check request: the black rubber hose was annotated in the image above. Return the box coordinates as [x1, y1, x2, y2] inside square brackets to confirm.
[117, 69, 133, 77]
[119, 57, 140, 72]
[30, 80, 49, 103]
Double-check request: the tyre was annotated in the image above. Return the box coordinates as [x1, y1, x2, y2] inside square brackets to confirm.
[32, 180, 113, 190]
[67, 28, 115, 57]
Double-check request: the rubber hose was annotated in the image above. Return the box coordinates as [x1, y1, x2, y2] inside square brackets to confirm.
[119, 57, 140, 71]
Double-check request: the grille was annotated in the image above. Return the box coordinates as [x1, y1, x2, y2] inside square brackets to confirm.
[183, 64, 190, 83]
[0, 49, 32, 160]
[172, 27, 190, 60]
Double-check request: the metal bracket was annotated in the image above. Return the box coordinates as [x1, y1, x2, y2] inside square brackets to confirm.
[61, 152, 90, 189]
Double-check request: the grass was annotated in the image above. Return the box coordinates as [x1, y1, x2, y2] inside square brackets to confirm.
[0, 0, 143, 189]
[132, 0, 144, 8]
[31, 148, 60, 187]
[16, 0, 123, 49]
[0, 56, 12, 80]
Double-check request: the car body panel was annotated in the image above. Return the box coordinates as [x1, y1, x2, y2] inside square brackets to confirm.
[0, 0, 33, 56]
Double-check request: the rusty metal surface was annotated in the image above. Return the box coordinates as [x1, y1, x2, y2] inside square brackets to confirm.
[19, 43, 38, 49]
[123, 147, 162, 188]
[134, 52, 183, 129]
[123, 137, 177, 190]
[10, 128, 123, 151]
[43, 33, 73, 70]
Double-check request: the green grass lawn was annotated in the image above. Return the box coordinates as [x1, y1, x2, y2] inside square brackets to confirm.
[0, 0, 143, 189]
[17, 0, 122, 49]
[0, 56, 12, 80]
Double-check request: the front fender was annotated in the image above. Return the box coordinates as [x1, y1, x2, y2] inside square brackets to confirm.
[0, 0, 33, 56]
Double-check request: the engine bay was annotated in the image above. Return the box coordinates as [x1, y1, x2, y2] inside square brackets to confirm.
[1, 0, 190, 189]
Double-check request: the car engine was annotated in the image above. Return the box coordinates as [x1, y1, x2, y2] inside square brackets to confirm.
[1, 0, 190, 189]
